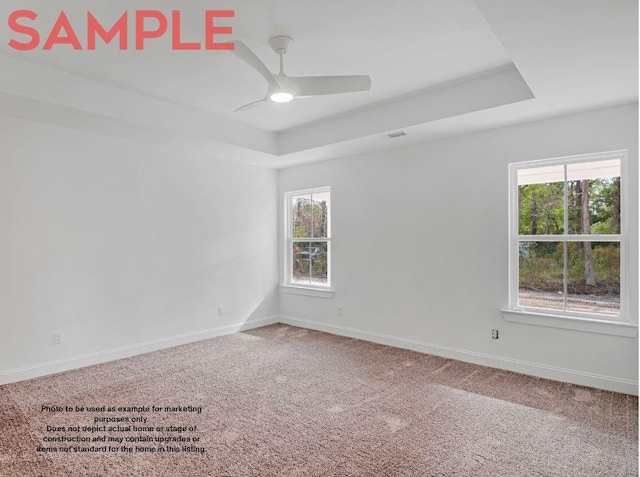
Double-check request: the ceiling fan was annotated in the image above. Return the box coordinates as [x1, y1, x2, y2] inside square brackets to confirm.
[230, 35, 372, 112]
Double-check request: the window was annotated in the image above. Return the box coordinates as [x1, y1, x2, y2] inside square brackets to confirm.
[285, 187, 330, 288]
[508, 151, 627, 323]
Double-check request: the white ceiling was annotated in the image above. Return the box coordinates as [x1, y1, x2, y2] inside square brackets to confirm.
[0, 0, 637, 168]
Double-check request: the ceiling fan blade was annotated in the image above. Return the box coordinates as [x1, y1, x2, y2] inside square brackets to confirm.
[230, 41, 279, 91]
[285, 75, 372, 97]
[233, 97, 268, 112]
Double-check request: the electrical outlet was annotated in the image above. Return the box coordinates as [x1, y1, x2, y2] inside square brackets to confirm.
[338, 306, 344, 316]
[491, 329, 499, 340]
[54, 331, 64, 345]
[218, 306, 224, 316]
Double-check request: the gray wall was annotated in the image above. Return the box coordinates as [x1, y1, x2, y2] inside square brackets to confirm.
[278, 103, 639, 394]
[1, 103, 636, 394]
[0, 116, 279, 382]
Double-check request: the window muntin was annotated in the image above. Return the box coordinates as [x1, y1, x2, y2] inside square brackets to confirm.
[286, 188, 330, 287]
[510, 152, 625, 321]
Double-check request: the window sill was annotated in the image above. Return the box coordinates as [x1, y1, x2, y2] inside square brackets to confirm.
[280, 285, 334, 299]
[501, 309, 638, 337]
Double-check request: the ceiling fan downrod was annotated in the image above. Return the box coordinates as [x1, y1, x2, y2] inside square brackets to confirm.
[269, 35, 293, 75]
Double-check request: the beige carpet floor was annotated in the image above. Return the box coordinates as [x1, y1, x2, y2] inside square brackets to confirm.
[0, 324, 637, 476]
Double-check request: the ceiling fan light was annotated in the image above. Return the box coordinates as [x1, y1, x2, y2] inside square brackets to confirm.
[270, 92, 294, 103]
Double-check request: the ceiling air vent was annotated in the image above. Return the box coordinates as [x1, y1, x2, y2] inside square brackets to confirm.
[382, 131, 407, 139]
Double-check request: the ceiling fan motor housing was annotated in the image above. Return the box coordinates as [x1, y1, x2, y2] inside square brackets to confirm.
[269, 35, 294, 54]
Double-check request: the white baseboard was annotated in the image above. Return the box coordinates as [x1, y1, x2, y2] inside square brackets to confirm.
[4, 315, 636, 396]
[278, 316, 639, 396]
[0, 316, 278, 386]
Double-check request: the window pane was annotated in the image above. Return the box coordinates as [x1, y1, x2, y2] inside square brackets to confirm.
[311, 191, 330, 239]
[292, 241, 328, 286]
[310, 242, 328, 285]
[566, 168, 620, 234]
[291, 195, 312, 238]
[292, 241, 312, 284]
[518, 166, 564, 235]
[567, 242, 620, 315]
[518, 241, 564, 310]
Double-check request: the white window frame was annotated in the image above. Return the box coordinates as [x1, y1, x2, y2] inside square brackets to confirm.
[283, 187, 332, 293]
[503, 150, 637, 337]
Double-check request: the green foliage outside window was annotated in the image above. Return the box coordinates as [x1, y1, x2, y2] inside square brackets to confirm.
[518, 177, 620, 298]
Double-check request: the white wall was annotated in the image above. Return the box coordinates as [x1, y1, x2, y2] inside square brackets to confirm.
[278, 103, 639, 394]
[2, 104, 637, 394]
[0, 116, 279, 383]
